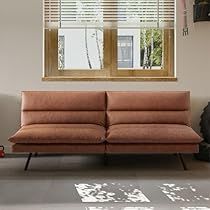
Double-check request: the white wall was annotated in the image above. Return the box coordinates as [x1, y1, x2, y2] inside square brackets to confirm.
[0, 0, 210, 152]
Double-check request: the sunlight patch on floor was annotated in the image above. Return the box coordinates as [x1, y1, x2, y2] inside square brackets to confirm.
[159, 184, 210, 202]
[75, 183, 150, 203]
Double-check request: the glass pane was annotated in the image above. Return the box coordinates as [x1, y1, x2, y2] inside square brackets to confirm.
[118, 36, 133, 68]
[118, 29, 164, 70]
[58, 28, 103, 70]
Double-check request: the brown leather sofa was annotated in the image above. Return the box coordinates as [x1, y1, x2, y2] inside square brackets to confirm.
[8, 91, 202, 170]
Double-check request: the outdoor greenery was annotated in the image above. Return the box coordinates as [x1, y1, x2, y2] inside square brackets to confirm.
[140, 29, 163, 69]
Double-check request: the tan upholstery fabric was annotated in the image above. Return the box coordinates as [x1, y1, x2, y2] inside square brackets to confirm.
[12, 143, 105, 153]
[22, 111, 105, 127]
[21, 91, 106, 126]
[107, 124, 202, 144]
[12, 143, 198, 154]
[9, 124, 106, 144]
[106, 143, 199, 154]
[22, 91, 105, 111]
[8, 91, 201, 155]
[107, 111, 190, 126]
[107, 91, 190, 111]
[107, 91, 191, 126]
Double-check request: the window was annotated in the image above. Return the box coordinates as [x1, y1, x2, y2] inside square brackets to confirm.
[58, 28, 104, 69]
[44, 0, 175, 81]
[58, 35, 65, 69]
[118, 36, 134, 68]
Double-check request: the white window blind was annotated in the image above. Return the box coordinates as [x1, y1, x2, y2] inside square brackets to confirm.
[44, 0, 175, 29]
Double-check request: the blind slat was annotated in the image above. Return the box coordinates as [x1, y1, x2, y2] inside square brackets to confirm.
[44, 0, 175, 29]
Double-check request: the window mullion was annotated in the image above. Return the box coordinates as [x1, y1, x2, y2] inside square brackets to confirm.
[110, 29, 118, 77]
[45, 29, 59, 77]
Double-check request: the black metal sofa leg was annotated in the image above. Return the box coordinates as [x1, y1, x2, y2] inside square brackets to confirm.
[177, 153, 187, 171]
[24, 153, 32, 171]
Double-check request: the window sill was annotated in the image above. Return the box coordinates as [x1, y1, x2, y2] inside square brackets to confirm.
[42, 76, 177, 82]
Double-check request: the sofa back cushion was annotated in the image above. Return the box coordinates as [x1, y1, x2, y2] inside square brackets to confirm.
[21, 91, 106, 126]
[107, 91, 191, 126]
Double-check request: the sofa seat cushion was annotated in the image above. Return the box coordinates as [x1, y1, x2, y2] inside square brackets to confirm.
[9, 124, 106, 144]
[107, 124, 202, 144]
[12, 143, 105, 153]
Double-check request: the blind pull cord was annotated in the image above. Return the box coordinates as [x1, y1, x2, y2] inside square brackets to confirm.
[181, 0, 189, 36]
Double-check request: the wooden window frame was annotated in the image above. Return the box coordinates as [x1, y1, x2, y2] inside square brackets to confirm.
[43, 28, 175, 81]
